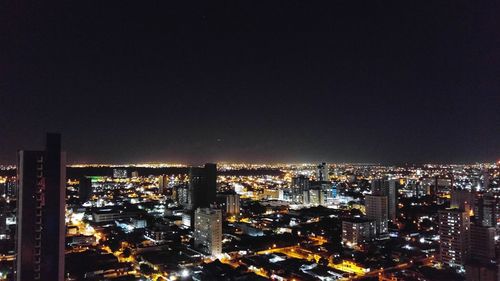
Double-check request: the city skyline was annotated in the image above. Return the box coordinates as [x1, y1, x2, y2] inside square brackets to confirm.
[0, 133, 498, 280]
[1, 1, 499, 280]
[0, 0, 500, 281]
[2, 1, 499, 164]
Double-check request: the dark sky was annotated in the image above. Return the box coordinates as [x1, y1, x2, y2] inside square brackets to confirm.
[1, 1, 499, 164]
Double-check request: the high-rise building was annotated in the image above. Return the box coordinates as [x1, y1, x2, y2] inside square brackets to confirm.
[438, 208, 470, 269]
[174, 185, 189, 207]
[481, 170, 490, 190]
[78, 176, 92, 204]
[302, 189, 310, 205]
[194, 208, 222, 256]
[316, 162, 329, 182]
[216, 192, 240, 218]
[465, 262, 498, 281]
[422, 176, 455, 199]
[371, 178, 399, 222]
[0, 180, 4, 198]
[331, 182, 339, 198]
[469, 224, 496, 263]
[16, 133, 66, 281]
[0, 197, 8, 238]
[465, 218, 499, 281]
[475, 193, 500, 228]
[225, 193, 240, 217]
[406, 179, 427, 199]
[290, 176, 310, 204]
[308, 187, 326, 206]
[0, 177, 17, 199]
[387, 179, 399, 222]
[187, 163, 217, 211]
[371, 179, 385, 195]
[365, 195, 388, 235]
[451, 189, 475, 211]
[342, 218, 375, 248]
[112, 168, 128, 178]
[158, 175, 169, 194]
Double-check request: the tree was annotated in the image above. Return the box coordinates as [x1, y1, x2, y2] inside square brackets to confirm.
[248, 202, 266, 215]
[122, 247, 132, 258]
[105, 238, 122, 252]
[139, 263, 154, 276]
[318, 257, 329, 266]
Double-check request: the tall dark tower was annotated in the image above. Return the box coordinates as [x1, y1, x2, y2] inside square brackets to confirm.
[16, 133, 65, 281]
[78, 176, 93, 204]
[187, 163, 217, 211]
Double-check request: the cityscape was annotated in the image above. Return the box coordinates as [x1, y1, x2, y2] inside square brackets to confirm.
[0, 134, 498, 280]
[2, 1, 499, 281]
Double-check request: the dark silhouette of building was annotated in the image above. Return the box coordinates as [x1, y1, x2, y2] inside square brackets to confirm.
[0, 197, 7, 237]
[465, 261, 499, 281]
[78, 177, 93, 204]
[187, 163, 217, 211]
[16, 133, 66, 281]
[451, 189, 475, 211]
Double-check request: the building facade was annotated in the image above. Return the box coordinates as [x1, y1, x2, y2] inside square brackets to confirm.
[78, 176, 92, 204]
[16, 134, 66, 281]
[194, 208, 222, 256]
[187, 163, 217, 211]
[342, 218, 375, 248]
[469, 224, 496, 263]
[365, 195, 388, 235]
[316, 162, 329, 182]
[438, 208, 470, 269]
[290, 176, 310, 204]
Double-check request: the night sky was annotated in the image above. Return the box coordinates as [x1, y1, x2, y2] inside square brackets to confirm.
[2, 1, 499, 164]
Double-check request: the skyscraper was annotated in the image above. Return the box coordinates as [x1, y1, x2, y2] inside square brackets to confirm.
[438, 208, 470, 269]
[308, 187, 325, 206]
[174, 185, 189, 207]
[16, 133, 66, 281]
[481, 169, 490, 190]
[464, 222, 498, 281]
[112, 168, 127, 178]
[194, 208, 222, 256]
[342, 218, 376, 248]
[158, 174, 168, 194]
[475, 193, 500, 228]
[465, 262, 498, 281]
[387, 179, 399, 222]
[316, 162, 329, 182]
[225, 193, 240, 217]
[0, 197, 7, 238]
[371, 178, 399, 222]
[215, 191, 240, 218]
[290, 175, 310, 204]
[78, 176, 92, 204]
[187, 163, 217, 211]
[0, 177, 17, 199]
[451, 189, 475, 211]
[365, 194, 388, 235]
[370, 178, 385, 195]
[469, 224, 496, 263]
